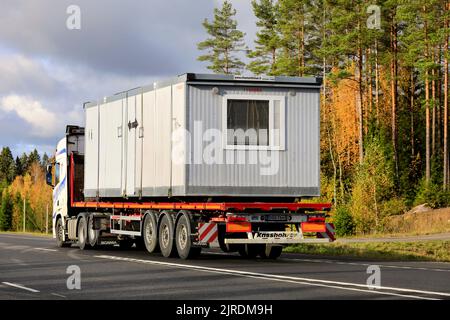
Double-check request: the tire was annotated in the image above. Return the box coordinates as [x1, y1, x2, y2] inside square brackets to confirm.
[238, 244, 261, 259]
[77, 216, 91, 250]
[55, 218, 70, 248]
[175, 214, 201, 259]
[158, 213, 177, 258]
[87, 215, 100, 248]
[237, 245, 246, 257]
[142, 211, 159, 253]
[135, 237, 146, 250]
[118, 239, 134, 249]
[260, 245, 283, 259]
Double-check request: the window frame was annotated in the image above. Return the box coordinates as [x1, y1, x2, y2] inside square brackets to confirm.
[222, 94, 286, 151]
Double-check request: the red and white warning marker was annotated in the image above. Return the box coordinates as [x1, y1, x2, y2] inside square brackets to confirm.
[198, 223, 219, 246]
[317, 223, 336, 241]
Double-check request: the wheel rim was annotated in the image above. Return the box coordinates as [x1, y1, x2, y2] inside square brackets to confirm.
[88, 219, 96, 242]
[145, 219, 154, 245]
[161, 224, 170, 249]
[178, 224, 188, 250]
[79, 222, 85, 244]
[57, 222, 64, 242]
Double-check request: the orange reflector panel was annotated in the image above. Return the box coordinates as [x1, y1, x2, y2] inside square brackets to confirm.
[301, 222, 326, 233]
[226, 222, 251, 233]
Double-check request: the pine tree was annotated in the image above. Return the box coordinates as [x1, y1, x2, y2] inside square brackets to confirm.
[41, 153, 50, 169]
[28, 149, 40, 167]
[197, 0, 246, 74]
[18, 153, 29, 175]
[443, 0, 449, 188]
[0, 189, 13, 231]
[275, 0, 323, 77]
[247, 0, 280, 75]
[0, 147, 16, 183]
[322, 0, 371, 163]
[15, 156, 23, 177]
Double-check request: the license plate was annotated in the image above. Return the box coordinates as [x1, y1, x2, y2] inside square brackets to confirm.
[266, 215, 288, 221]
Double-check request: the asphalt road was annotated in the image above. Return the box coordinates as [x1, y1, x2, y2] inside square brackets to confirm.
[0, 233, 449, 300]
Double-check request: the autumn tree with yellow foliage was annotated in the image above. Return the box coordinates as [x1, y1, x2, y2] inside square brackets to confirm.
[0, 148, 52, 232]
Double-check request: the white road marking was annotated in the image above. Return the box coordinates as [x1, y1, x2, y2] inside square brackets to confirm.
[206, 252, 450, 273]
[2, 282, 40, 293]
[95, 255, 450, 300]
[33, 248, 58, 252]
[51, 293, 67, 298]
[2, 245, 30, 250]
[284, 257, 450, 273]
[11, 258, 28, 266]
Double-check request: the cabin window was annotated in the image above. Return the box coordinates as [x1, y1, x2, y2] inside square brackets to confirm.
[223, 94, 285, 150]
[55, 163, 60, 185]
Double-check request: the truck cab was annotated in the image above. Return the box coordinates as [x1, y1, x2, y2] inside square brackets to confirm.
[46, 126, 84, 243]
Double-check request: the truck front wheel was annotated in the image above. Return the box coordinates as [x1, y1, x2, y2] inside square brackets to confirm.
[55, 218, 71, 248]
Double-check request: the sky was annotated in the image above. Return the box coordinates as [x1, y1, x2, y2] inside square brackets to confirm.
[0, 0, 256, 158]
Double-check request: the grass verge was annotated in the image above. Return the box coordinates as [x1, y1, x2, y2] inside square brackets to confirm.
[0, 231, 52, 238]
[284, 240, 450, 262]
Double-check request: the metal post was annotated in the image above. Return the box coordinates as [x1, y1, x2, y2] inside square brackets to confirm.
[23, 197, 26, 233]
[46, 204, 49, 234]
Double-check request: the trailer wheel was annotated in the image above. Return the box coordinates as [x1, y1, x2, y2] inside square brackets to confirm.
[77, 216, 91, 250]
[55, 218, 71, 248]
[143, 211, 159, 253]
[260, 245, 283, 259]
[175, 214, 201, 259]
[238, 244, 261, 259]
[87, 215, 100, 248]
[135, 238, 146, 250]
[158, 214, 177, 258]
[118, 239, 134, 249]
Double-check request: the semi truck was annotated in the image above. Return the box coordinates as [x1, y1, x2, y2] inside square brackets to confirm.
[46, 73, 335, 260]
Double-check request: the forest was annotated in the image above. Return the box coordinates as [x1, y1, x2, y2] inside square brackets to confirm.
[0, 0, 448, 236]
[197, 0, 450, 235]
[0, 147, 52, 233]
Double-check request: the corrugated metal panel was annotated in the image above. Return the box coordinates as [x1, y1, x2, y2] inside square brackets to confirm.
[186, 85, 320, 197]
[171, 83, 186, 193]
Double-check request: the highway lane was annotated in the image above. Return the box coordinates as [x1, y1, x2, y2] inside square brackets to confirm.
[0, 233, 449, 300]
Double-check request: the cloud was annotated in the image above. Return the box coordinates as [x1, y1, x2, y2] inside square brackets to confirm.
[0, 54, 59, 98]
[0, 1, 257, 77]
[0, 95, 58, 137]
[0, 0, 216, 76]
[0, 0, 257, 157]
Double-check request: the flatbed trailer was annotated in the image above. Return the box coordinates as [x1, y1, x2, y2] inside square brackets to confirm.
[49, 150, 334, 259]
